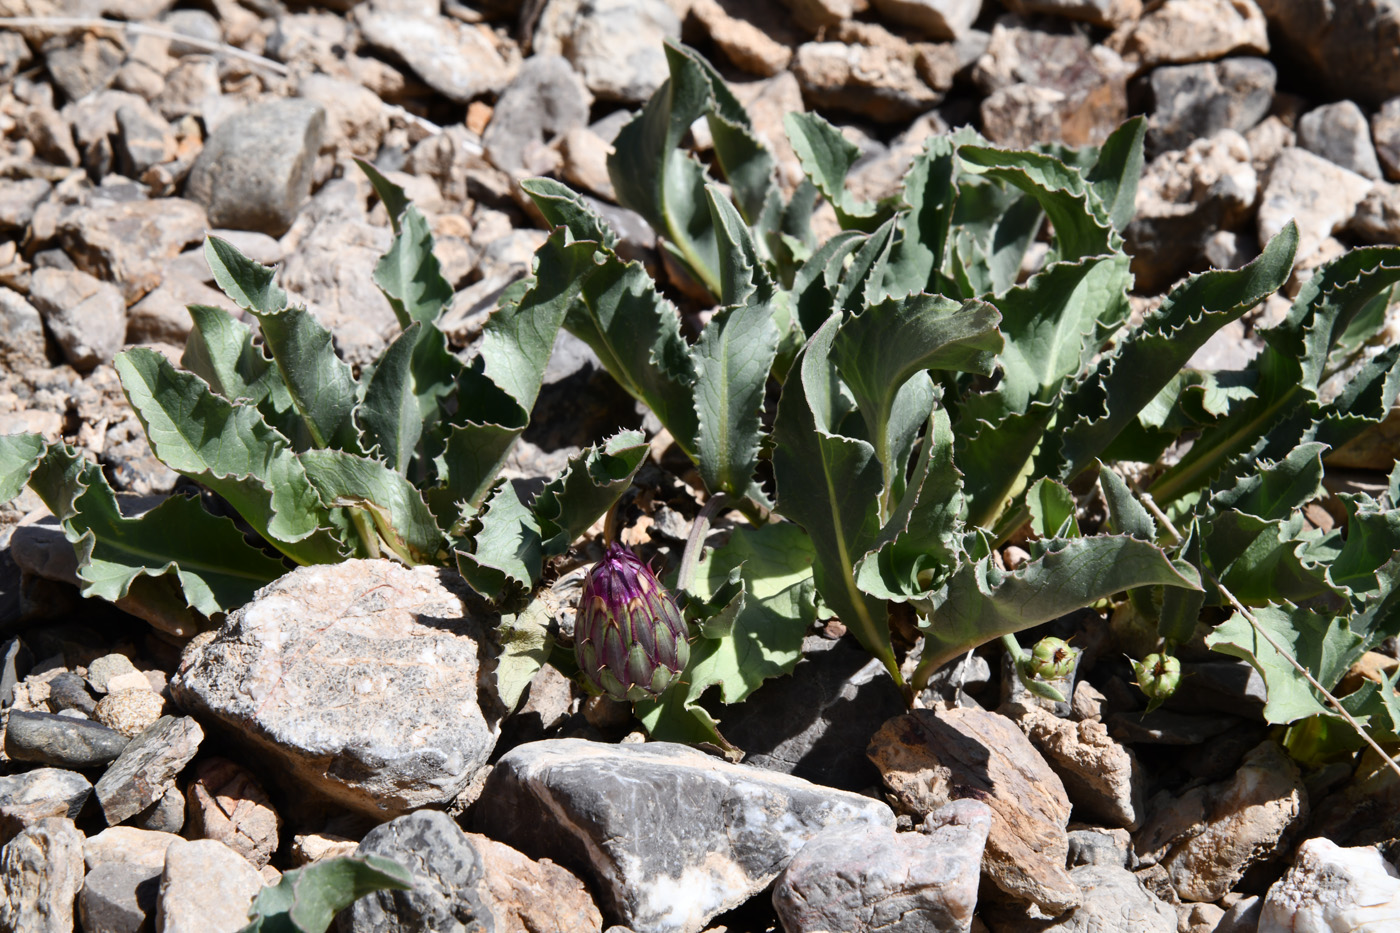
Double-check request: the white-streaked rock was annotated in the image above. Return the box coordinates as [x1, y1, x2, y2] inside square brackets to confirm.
[1260, 837, 1400, 932]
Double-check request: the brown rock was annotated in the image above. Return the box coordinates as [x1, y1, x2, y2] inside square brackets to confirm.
[297, 73, 389, 161]
[792, 40, 940, 123]
[1257, 147, 1374, 266]
[95, 689, 167, 739]
[0, 816, 85, 932]
[775, 0, 859, 31]
[57, 198, 207, 305]
[290, 832, 359, 866]
[1328, 402, 1400, 471]
[731, 71, 808, 192]
[1255, 0, 1400, 106]
[690, 0, 795, 76]
[1351, 182, 1400, 245]
[1011, 702, 1145, 830]
[1375, 97, 1400, 182]
[869, 0, 982, 40]
[186, 758, 280, 869]
[83, 826, 183, 874]
[868, 707, 1081, 914]
[999, 0, 1139, 29]
[1126, 0, 1269, 67]
[560, 127, 616, 201]
[26, 267, 127, 372]
[468, 832, 605, 932]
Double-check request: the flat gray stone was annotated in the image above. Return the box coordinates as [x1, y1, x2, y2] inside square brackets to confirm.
[0, 816, 85, 933]
[155, 839, 263, 933]
[357, 13, 517, 104]
[26, 267, 126, 372]
[78, 861, 160, 933]
[93, 715, 203, 825]
[0, 768, 91, 845]
[4, 710, 130, 769]
[57, 197, 207, 305]
[171, 560, 500, 818]
[483, 55, 592, 177]
[1298, 100, 1384, 179]
[186, 98, 325, 237]
[475, 739, 894, 933]
[0, 288, 46, 373]
[1147, 57, 1276, 154]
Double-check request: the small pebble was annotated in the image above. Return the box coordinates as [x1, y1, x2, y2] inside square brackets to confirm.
[96, 689, 167, 738]
[87, 654, 139, 695]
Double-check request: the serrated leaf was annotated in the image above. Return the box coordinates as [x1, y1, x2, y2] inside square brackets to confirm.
[1210, 511, 1340, 606]
[706, 185, 774, 308]
[836, 217, 897, 313]
[299, 450, 447, 566]
[368, 193, 452, 330]
[956, 402, 1056, 531]
[493, 597, 555, 713]
[692, 49, 775, 225]
[1159, 518, 1205, 646]
[1098, 463, 1156, 540]
[1207, 604, 1365, 724]
[948, 182, 1045, 297]
[0, 432, 45, 503]
[114, 348, 343, 565]
[1330, 496, 1400, 601]
[773, 315, 897, 684]
[356, 159, 410, 236]
[784, 111, 881, 231]
[355, 322, 422, 473]
[455, 481, 542, 602]
[692, 299, 779, 503]
[1084, 116, 1146, 232]
[790, 230, 864, 338]
[205, 236, 287, 314]
[532, 430, 647, 554]
[1027, 478, 1078, 538]
[249, 306, 361, 453]
[521, 177, 619, 249]
[26, 445, 285, 616]
[240, 855, 413, 933]
[915, 535, 1201, 678]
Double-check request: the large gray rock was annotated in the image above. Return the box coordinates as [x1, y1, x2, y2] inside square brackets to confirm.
[483, 55, 592, 177]
[186, 99, 324, 237]
[1257, 147, 1375, 265]
[1298, 100, 1384, 180]
[985, 863, 1177, 932]
[4, 709, 130, 770]
[171, 560, 501, 818]
[475, 739, 894, 933]
[93, 715, 203, 826]
[340, 810, 604, 933]
[535, 0, 681, 104]
[0, 768, 91, 845]
[1256, 0, 1400, 105]
[0, 817, 85, 933]
[772, 799, 990, 933]
[1259, 837, 1400, 932]
[1147, 58, 1276, 154]
[357, 13, 517, 103]
[26, 268, 126, 372]
[78, 861, 160, 933]
[154, 839, 263, 933]
[57, 197, 207, 304]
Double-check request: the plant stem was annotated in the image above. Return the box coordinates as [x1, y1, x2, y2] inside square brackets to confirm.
[351, 510, 381, 561]
[677, 494, 729, 593]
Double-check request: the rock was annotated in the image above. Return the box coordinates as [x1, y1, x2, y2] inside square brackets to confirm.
[93, 715, 203, 826]
[1067, 828, 1132, 868]
[1298, 101, 1384, 180]
[115, 101, 176, 177]
[869, 0, 981, 39]
[279, 214, 397, 366]
[131, 785, 184, 835]
[868, 707, 1080, 914]
[155, 839, 263, 933]
[78, 860, 160, 933]
[1008, 702, 1144, 830]
[43, 33, 124, 103]
[1256, 0, 1400, 105]
[475, 739, 894, 933]
[0, 179, 52, 233]
[560, 127, 617, 200]
[4, 710, 130, 769]
[48, 673, 97, 716]
[998, 0, 1138, 28]
[186, 99, 325, 238]
[25, 268, 126, 372]
[0, 769, 91, 845]
[1125, 130, 1259, 292]
[83, 827, 182, 874]
[1219, 895, 1262, 932]
[774, 0, 859, 30]
[0, 817, 85, 933]
[717, 636, 906, 792]
[171, 560, 500, 818]
[1147, 58, 1276, 155]
[1375, 98, 1400, 181]
[792, 41, 940, 123]
[772, 799, 991, 933]
[987, 864, 1176, 932]
[1134, 740, 1306, 902]
[536, 0, 680, 104]
[358, 13, 517, 103]
[186, 758, 279, 869]
[340, 809, 603, 932]
[94, 690, 166, 739]
[1259, 837, 1400, 931]
[58, 198, 208, 304]
[126, 265, 236, 346]
[731, 71, 808, 192]
[484, 55, 592, 178]
[1257, 147, 1375, 265]
[296, 74, 388, 161]
[87, 655, 140, 695]
[1126, 0, 1269, 66]
[291, 833, 359, 866]
[0, 288, 49, 371]
[688, 0, 795, 76]
[1351, 182, 1400, 244]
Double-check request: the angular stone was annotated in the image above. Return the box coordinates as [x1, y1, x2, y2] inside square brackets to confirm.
[470, 830, 604, 933]
[1298, 100, 1384, 180]
[78, 861, 160, 933]
[186, 758, 279, 869]
[1147, 58, 1276, 154]
[115, 101, 176, 176]
[357, 13, 517, 104]
[1256, 0, 1400, 105]
[476, 739, 894, 933]
[1135, 741, 1307, 902]
[869, 0, 981, 39]
[0, 768, 91, 845]
[1260, 837, 1400, 932]
[186, 99, 324, 237]
[0, 816, 85, 933]
[44, 33, 124, 103]
[95, 690, 166, 739]
[988, 864, 1176, 932]
[5, 710, 130, 769]
[84, 826, 183, 874]
[48, 672, 97, 716]
[87, 655, 140, 695]
[688, 0, 796, 76]
[1009, 702, 1145, 829]
[998, 0, 1138, 28]
[0, 287, 49, 371]
[1067, 828, 1132, 868]
[1257, 147, 1375, 265]
[291, 832, 358, 866]
[131, 784, 184, 835]
[484, 55, 592, 177]
[1126, 0, 1268, 66]
[773, 799, 990, 933]
[26, 267, 126, 372]
[1375, 98, 1400, 181]
[536, 0, 681, 104]
[296, 74, 388, 161]
[792, 41, 940, 123]
[0, 178, 51, 233]
[278, 215, 396, 366]
[1351, 182, 1400, 245]
[93, 715, 203, 825]
[154, 839, 263, 933]
[868, 707, 1080, 914]
[171, 560, 500, 818]
[58, 198, 207, 304]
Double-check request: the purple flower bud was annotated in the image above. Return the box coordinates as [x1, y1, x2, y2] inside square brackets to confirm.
[574, 543, 690, 701]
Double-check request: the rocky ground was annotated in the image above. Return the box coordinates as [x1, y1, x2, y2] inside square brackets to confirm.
[2, 0, 1400, 931]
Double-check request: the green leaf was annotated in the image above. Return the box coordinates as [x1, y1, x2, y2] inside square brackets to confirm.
[299, 450, 448, 566]
[532, 430, 647, 554]
[1207, 604, 1365, 724]
[1210, 511, 1338, 606]
[692, 49, 775, 226]
[1027, 478, 1079, 538]
[0, 432, 45, 504]
[356, 159, 409, 235]
[915, 535, 1201, 678]
[114, 348, 343, 566]
[204, 236, 287, 314]
[355, 322, 423, 474]
[1084, 117, 1146, 232]
[359, 155, 451, 329]
[949, 181, 1045, 296]
[773, 315, 896, 685]
[429, 408, 520, 519]
[249, 306, 361, 453]
[1158, 518, 1205, 645]
[881, 136, 958, 299]
[784, 111, 880, 231]
[692, 299, 779, 503]
[240, 855, 413, 933]
[493, 597, 555, 713]
[455, 481, 542, 602]
[790, 230, 864, 338]
[956, 403, 1056, 532]
[26, 445, 285, 616]
[1098, 463, 1156, 541]
[706, 185, 774, 308]
[521, 177, 619, 249]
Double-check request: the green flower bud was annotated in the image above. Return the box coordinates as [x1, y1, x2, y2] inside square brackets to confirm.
[1027, 637, 1078, 680]
[1132, 653, 1181, 702]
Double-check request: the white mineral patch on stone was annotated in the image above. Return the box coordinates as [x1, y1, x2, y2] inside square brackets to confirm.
[1260, 837, 1400, 933]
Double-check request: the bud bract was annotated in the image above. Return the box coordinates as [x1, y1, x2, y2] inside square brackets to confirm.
[574, 543, 690, 702]
[1132, 653, 1182, 701]
[1027, 637, 1078, 680]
